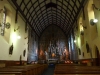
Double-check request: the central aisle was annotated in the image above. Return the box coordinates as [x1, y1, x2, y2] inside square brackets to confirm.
[42, 64, 55, 75]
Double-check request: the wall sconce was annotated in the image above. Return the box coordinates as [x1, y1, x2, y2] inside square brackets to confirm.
[14, 26, 20, 32]
[0, 22, 10, 29]
[74, 40, 76, 43]
[80, 23, 87, 29]
[90, 19, 98, 26]
[17, 35, 21, 39]
[5, 22, 10, 29]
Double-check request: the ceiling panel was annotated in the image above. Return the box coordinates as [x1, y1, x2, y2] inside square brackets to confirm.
[8, 0, 87, 37]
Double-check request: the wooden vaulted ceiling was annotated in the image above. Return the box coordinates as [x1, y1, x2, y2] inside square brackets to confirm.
[8, 0, 87, 37]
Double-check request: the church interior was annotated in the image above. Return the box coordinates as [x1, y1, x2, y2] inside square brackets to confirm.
[0, 0, 100, 75]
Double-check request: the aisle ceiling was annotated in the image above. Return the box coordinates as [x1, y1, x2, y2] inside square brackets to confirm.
[9, 0, 86, 37]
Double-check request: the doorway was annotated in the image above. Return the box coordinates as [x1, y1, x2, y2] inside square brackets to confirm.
[95, 46, 100, 66]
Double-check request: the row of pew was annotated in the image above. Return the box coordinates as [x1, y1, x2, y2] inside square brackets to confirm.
[54, 64, 100, 75]
[0, 64, 48, 75]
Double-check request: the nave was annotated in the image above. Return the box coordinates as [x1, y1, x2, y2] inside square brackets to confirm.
[1, 0, 100, 75]
[1, 62, 100, 75]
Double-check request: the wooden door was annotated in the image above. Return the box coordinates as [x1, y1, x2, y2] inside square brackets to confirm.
[95, 46, 100, 66]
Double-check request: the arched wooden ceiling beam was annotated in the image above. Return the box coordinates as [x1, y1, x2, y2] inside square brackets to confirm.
[8, 0, 87, 37]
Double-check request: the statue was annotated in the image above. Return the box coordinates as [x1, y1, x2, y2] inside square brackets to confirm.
[63, 48, 69, 60]
[45, 51, 48, 60]
[9, 43, 13, 55]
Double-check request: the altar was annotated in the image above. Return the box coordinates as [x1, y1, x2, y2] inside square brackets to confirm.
[47, 58, 58, 64]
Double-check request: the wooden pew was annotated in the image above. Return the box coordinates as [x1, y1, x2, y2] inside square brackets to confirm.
[7, 66, 35, 75]
[54, 65, 100, 75]
[7, 65, 41, 75]
[55, 66, 100, 70]
[0, 63, 48, 75]
[0, 60, 27, 67]
[31, 64, 48, 75]
[0, 68, 28, 75]
[6, 64, 48, 75]
[56, 63, 86, 66]
[0, 72, 22, 75]
[54, 69, 100, 75]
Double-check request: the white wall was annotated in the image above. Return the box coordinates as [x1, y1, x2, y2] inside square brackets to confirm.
[0, 0, 28, 61]
[74, 0, 100, 59]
